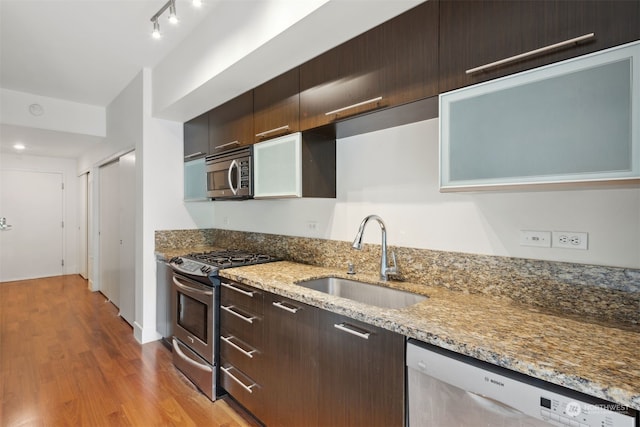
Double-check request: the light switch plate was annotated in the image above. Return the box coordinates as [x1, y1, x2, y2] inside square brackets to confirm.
[520, 230, 552, 248]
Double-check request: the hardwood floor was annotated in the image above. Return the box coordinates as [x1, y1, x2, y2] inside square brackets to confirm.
[0, 275, 255, 427]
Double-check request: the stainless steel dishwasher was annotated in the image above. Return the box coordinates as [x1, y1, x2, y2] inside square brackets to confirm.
[406, 339, 638, 427]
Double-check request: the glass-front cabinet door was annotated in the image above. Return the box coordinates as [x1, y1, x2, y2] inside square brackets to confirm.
[439, 41, 640, 191]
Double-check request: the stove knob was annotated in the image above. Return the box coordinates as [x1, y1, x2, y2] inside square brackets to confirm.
[201, 266, 211, 273]
[170, 257, 183, 264]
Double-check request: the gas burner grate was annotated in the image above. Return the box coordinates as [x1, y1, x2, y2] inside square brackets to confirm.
[184, 250, 278, 268]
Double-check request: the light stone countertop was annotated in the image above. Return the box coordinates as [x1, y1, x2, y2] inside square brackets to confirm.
[218, 261, 640, 411]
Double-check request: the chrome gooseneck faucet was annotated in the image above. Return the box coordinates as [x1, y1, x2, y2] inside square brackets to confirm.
[352, 215, 398, 281]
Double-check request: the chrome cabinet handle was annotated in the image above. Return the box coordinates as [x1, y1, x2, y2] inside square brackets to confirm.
[184, 151, 205, 160]
[172, 276, 213, 296]
[172, 339, 213, 373]
[255, 125, 290, 138]
[325, 96, 383, 116]
[465, 33, 595, 75]
[221, 366, 256, 394]
[214, 140, 240, 150]
[221, 305, 256, 324]
[221, 281, 255, 297]
[334, 322, 370, 340]
[227, 159, 239, 195]
[221, 335, 256, 358]
[272, 301, 300, 314]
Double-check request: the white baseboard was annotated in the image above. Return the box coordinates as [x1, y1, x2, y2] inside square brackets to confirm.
[134, 322, 162, 344]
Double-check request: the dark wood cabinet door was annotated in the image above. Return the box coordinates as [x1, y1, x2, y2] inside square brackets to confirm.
[317, 311, 405, 427]
[253, 68, 300, 143]
[299, 0, 438, 130]
[183, 112, 209, 161]
[263, 294, 320, 427]
[208, 90, 254, 153]
[439, 0, 640, 93]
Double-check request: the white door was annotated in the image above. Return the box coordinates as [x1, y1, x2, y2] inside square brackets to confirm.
[0, 170, 64, 282]
[118, 151, 136, 324]
[99, 160, 120, 305]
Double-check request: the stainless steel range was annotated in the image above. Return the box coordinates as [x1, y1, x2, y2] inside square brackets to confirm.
[168, 250, 278, 401]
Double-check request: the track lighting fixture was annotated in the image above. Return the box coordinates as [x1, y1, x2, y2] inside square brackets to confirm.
[151, 0, 201, 38]
[152, 18, 161, 39]
[168, 0, 178, 24]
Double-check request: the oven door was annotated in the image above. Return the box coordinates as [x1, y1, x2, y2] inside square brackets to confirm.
[171, 273, 216, 364]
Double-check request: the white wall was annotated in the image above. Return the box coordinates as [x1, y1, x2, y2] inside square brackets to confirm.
[211, 119, 640, 269]
[0, 153, 80, 274]
[77, 70, 209, 344]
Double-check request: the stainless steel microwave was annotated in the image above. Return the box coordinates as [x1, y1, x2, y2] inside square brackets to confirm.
[205, 146, 253, 199]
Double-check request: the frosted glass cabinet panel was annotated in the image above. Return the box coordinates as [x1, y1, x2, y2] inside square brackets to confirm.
[440, 41, 640, 191]
[254, 133, 302, 198]
[184, 157, 208, 201]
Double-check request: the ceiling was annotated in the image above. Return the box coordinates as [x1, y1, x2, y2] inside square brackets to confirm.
[0, 0, 216, 158]
[0, 0, 423, 159]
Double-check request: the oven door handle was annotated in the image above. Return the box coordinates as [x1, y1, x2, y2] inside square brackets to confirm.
[172, 339, 213, 373]
[172, 276, 213, 296]
[227, 159, 239, 195]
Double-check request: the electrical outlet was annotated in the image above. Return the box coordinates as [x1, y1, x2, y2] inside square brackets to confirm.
[306, 221, 318, 231]
[553, 231, 588, 250]
[519, 230, 551, 248]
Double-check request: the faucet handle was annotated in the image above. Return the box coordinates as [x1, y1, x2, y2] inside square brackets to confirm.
[387, 251, 398, 275]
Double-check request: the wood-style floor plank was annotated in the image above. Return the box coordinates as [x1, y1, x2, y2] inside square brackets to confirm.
[0, 275, 255, 427]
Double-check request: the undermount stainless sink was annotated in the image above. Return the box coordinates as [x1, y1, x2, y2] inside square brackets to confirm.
[296, 277, 427, 309]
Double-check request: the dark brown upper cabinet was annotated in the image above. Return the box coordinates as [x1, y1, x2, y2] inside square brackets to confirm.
[299, 0, 439, 131]
[253, 68, 300, 143]
[208, 90, 254, 154]
[183, 112, 208, 161]
[439, 0, 640, 93]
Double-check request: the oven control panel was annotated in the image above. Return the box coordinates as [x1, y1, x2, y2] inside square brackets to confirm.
[169, 258, 214, 276]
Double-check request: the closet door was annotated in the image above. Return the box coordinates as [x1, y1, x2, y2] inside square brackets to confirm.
[99, 160, 120, 306]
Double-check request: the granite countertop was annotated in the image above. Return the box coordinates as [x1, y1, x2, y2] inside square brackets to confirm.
[217, 261, 640, 411]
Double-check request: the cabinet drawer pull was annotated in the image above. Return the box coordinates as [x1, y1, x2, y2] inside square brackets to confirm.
[255, 125, 290, 138]
[221, 335, 256, 358]
[465, 33, 595, 75]
[214, 140, 240, 150]
[272, 301, 300, 313]
[221, 281, 255, 297]
[221, 366, 256, 394]
[184, 151, 205, 160]
[334, 322, 370, 340]
[325, 96, 383, 117]
[221, 305, 256, 324]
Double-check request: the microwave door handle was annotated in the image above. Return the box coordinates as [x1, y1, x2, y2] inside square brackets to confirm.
[227, 159, 239, 195]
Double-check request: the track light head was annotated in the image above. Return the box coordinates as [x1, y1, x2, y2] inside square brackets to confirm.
[151, 19, 161, 39]
[168, 0, 178, 24]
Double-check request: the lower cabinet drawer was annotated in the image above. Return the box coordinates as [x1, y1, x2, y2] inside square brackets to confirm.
[220, 304, 263, 348]
[220, 329, 264, 382]
[220, 360, 264, 421]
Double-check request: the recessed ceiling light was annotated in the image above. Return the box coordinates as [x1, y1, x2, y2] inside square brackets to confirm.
[13, 143, 26, 151]
[193, 0, 202, 7]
